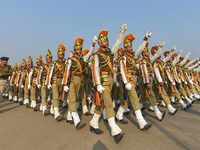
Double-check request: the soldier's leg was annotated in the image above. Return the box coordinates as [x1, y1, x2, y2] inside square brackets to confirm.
[30, 85, 36, 109]
[24, 83, 30, 105]
[9, 86, 14, 101]
[174, 87, 187, 109]
[89, 105, 103, 134]
[68, 76, 82, 127]
[103, 87, 124, 142]
[82, 88, 89, 114]
[52, 80, 62, 121]
[41, 85, 48, 115]
[18, 87, 24, 105]
[179, 84, 193, 104]
[0, 80, 8, 97]
[128, 87, 151, 130]
[161, 87, 177, 114]
[13, 85, 18, 102]
[116, 80, 130, 120]
[0, 80, 4, 96]
[149, 88, 165, 121]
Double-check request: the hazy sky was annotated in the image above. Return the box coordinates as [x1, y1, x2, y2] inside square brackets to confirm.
[0, 0, 200, 65]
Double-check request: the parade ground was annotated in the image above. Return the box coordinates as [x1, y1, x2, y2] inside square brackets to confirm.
[0, 98, 200, 150]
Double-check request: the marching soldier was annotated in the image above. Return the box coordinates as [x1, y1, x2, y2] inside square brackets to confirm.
[18, 59, 27, 105]
[46, 44, 66, 121]
[29, 56, 43, 111]
[139, 41, 166, 121]
[24, 56, 33, 107]
[151, 45, 177, 115]
[0, 57, 11, 98]
[164, 51, 188, 110]
[8, 64, 18, 101]
[41, 49, 53, 115]
[89, 24, 127, 144]
[119, 33, 152, 130]
[62, 37, 86, 128]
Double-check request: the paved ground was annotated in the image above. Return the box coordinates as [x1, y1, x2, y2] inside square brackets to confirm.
[0, 98, 200, 150]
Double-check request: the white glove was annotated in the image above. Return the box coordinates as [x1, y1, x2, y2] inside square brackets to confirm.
[21, 85, 24, 89]
[37, 85, 41, 89]
[115, 81, 119, 87]
[125, 83, 132, 90]
[63, 86, 69, 92]
[184, 81, 187, 85]
[159, 41, 165, 48]
[92, 36, 98, 43]
[145, 31, 152, 38]
[47, 84, 52, 89]
[172, 82, 176, 86]
[97, 85, 104, 93]
[28, 84, 31, 89]
[120, 24, 127, 33]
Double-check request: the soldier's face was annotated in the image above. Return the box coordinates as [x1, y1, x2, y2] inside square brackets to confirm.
[143, 51, 150, 58]
[74, 48, 82, 56]
[125, 45, 133, 52]
[1, 60, 8, 66]
[28, 64, 32, 69]
[58, 53, 64, 59]
[46, 57, 52, 64]
[98, 39, 109, 48]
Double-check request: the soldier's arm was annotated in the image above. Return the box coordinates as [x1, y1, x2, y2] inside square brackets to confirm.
[140, 60, 150, 84]
[91, 54, 101, 86]
[62, 59, 72, 85]
[136, 32, 152, 57]
[83, 36, 97, 62]
[153, 62, 163, 83]
[120, 56, 128, 84]
[111, 24, 127, 54]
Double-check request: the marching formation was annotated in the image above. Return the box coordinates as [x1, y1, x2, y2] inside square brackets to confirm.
[1, 24, 200, 144]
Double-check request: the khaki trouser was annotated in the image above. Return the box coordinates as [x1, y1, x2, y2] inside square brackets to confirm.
[18, 82, 24, 98]
[127, 76, 140, 111]
[24, 82, 29, 99]
[95, 73, 115, 119]
[79, 81, 87, 106]
[41, 85, 47, 106]
[171, 86, 182, 102]
[9, 86, 14, 97]
[30, 78, 37, 102]
[52, 78, 63, 108]
[68, 76, 82, 112]
[178, 84, 187, 97]
[112, 78, 128, 109]
[0, 79, 8, 95]
[154, 85, 170, 105]
[140, 80, 157, 106]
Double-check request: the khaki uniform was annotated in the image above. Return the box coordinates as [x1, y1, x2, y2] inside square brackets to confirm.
[24, 68, 31, 100]
[153, 58, 171, 105]
[165, 63, 182, 101]
[0, 64, 11, 95]
[41, 63, 49, 106]
[9, 66, 17, 98]
[52, 59, 65, 108]
[120, 51, 140, 111]
[140, 58, 157, 106]
[92, 49, 115, 119]
[63, 56, 84, 112]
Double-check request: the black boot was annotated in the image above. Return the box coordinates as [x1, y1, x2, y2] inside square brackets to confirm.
[90, 126, 103, 134]
[113, 133, 124, 144]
